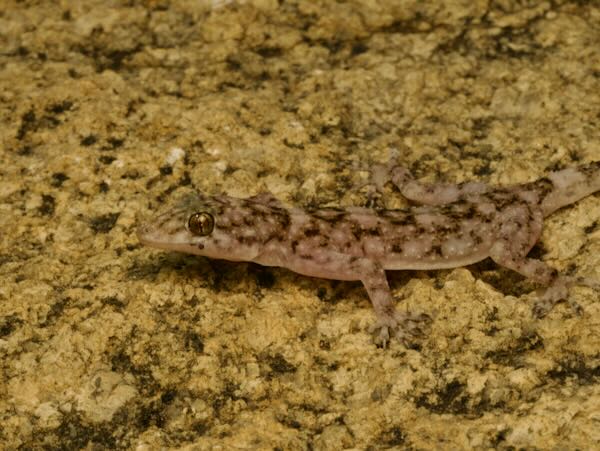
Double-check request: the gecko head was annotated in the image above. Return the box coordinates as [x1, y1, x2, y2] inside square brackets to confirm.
[136, 193, 235, 258]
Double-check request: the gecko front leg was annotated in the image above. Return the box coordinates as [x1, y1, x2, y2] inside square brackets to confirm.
[356, 259, 429, 346]
[290, 250, 429, 346]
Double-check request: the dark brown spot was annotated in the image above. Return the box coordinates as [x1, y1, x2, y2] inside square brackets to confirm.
[277, 212, 291, 228]
[580, 161, 600, 176]
[236, 235, 258, 245]
[311, 208, 347, 223]
[51, 172, 69, 187]
[351, 224, 363, 240]
[442, 221, 462, 233]
[80, 134, 97, 146]
[304, 228, 320, 237]
[319, 237, 329, 247]
[427, 245, 442, 257]
[367, 228, 381, 236]
[381, 210, 415, 226]
[470, 231, 483, 245]
[38, 194, 55, 216]
[90, 213, 120, 233]
[160, 165, 173, 175]
[530, 177, 554, 197]
[106, 137, 124, 149]
[391, 243, 403, 253]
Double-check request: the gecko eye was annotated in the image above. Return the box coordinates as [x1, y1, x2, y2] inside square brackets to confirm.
[188, 212, 214, 236]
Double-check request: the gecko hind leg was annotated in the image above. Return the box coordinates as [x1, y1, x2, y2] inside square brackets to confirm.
[532, 275, 599, 317]
[371, 161, 490, 206]
[489, 239, 598, 317]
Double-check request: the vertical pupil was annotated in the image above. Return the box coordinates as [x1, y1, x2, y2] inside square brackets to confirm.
[189, 213, 213, 235]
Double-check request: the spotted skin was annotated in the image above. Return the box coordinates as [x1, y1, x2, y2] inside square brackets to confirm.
[138, 162, 600, 345]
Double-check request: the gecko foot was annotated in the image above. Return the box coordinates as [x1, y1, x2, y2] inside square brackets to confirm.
[370, 310, 431, 347]
[532, 276, 598, 317]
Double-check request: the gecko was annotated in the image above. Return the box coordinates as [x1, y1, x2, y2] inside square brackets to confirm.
[137, 161, 600, 345]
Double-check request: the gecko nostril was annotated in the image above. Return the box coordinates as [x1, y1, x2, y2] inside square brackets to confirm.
[136, 224, 151, 238]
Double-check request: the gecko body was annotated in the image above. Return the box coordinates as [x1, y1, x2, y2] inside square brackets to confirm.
[137, 162, 600, 344]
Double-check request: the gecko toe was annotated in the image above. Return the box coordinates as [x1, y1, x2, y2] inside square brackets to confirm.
[532, 301, 551, 318]
[532, 277, 586, 317]
[575, 277, 600, 291]
[533, 298, 583, 318]
[371, 311, 430, 347]
[570, 300, 584, 316]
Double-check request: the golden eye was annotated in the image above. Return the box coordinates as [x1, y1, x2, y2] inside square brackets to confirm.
[188, 212, 214, 236]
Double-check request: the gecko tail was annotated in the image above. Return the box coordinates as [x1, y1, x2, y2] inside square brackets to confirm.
[537, 161, 600, 217]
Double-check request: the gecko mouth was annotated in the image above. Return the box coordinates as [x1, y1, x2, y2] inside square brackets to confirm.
[136, 223, 163, 247]
[136, 223, 175, 249]
[136, 222, 204, 254]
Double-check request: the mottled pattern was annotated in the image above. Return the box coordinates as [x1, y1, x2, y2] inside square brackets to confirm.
[138, 162, 600, 345]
